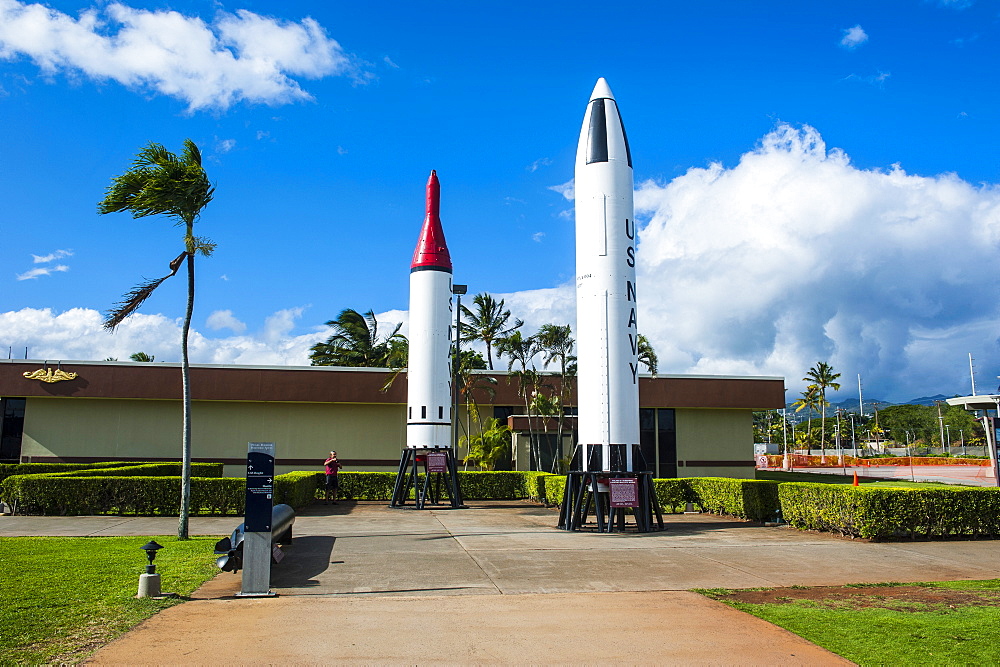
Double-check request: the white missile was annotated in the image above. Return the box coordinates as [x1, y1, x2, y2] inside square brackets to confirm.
[406, 170, 454, 450]
[574, 78, 639, 472]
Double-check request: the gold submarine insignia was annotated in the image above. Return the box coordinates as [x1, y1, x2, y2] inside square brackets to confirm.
[23, 367, 78, 383]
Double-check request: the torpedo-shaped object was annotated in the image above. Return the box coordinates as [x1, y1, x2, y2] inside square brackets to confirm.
[574, 78, 639, 472]
[406, 170, 454, 450]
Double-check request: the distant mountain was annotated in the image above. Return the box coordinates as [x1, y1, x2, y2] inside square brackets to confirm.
[785, 392, 960, 417]
[902, 394, 954, 407]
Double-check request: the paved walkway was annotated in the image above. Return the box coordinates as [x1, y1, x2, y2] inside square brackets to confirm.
[11, 500, 1000, 664]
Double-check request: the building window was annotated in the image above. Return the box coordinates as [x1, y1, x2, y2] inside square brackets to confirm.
[0, 398, 26, 462]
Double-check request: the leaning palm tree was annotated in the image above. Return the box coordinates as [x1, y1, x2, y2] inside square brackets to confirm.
[310, 309, 406, 368]
[460, 293, 523, 370]
[98, 139, 215, 541]
[804, 362, 842, 463]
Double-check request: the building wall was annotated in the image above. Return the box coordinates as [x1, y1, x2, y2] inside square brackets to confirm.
[675, 408, 755, 479]
[20, 397, 411, 475]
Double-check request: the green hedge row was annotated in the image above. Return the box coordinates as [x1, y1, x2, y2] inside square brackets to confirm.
[779, 482, 1000, 540]
[1, 476, 245, 516]
[0, 461, 143, 484]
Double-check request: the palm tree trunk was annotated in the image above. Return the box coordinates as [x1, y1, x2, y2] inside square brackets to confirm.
[820, 402, 827, 464]
[178, 247, 194, 540]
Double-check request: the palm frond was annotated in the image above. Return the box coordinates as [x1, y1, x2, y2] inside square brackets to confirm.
[103, 251, 186, 331]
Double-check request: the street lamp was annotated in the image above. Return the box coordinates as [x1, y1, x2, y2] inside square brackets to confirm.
[945, 424, 951, 456]
[451, 284, 468, 456]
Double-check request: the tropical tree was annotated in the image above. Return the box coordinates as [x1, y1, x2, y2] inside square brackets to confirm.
[98, 139, 215, 541]
[535, 323, 576, 464]
[453, 349, 495, 465]
[130, 352, 155, 362]
[459, 293, 523, 370]
[496, 330, 541, 468]
[637, 334, 658, 376]
[792, 385, 821, 454]
[804, 362, 841, 461]
[310, 309, 406, 367]
[462, 417, 512, 471]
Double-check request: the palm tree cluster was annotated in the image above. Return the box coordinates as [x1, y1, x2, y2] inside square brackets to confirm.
[310, 292, 662, 473]
[792, 361, 842, 460]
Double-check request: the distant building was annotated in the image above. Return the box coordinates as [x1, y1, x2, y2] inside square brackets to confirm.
[0, 360, 784, 479]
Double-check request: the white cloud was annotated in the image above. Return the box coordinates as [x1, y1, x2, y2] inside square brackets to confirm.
[0, 1, 360, 110]
[216, 138, 236, 153]
[840, 25, 868, 49]
[383, 55, 399, 68]
[0, 306, 326, 365]
[549, 179, 574, 201]
[337, 145, 348, 155]
[206, 309, 247, 333]
[32, 248, 72, 263]
[16, 264, 68, 280]
[532, 232, 545, 242]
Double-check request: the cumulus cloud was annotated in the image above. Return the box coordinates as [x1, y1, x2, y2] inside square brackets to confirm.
[840, 24, 869, 49]
[0, 0, 359, 110]
[0, 307, 326, 365]
[206, 309, 246, 334]
[626, 123, 1000, 401]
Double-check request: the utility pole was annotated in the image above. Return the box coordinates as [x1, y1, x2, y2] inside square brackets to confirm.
[858, 374, 864, 417]
[970, 353, 977, 396]
[936, 400, 946, 455]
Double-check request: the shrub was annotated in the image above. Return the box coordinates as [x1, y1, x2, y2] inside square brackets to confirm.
[0, 461, 143, 484]
[653, 478, 695, 513]
[0, 476, 245, 516]
[543, 475, 567, 507]
[274, 471, 323, 508]
[780, 482, 1000, 539]
[337, 472, 397, 500]
[688, 477, 780, 522]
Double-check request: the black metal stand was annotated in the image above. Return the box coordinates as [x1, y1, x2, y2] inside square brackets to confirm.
[557, 445, 664, 533]
[389, 447, 466, 509]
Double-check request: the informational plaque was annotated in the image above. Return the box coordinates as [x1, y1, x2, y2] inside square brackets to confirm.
[426, 451, 448, 473]
[245, 442, 275, 532]
[609, 477, 639, 508]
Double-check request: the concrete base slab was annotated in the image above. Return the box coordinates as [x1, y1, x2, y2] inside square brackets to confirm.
[87, 591, 849, 665]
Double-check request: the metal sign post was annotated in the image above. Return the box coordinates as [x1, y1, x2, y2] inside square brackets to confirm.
[238, 441, 276, 597]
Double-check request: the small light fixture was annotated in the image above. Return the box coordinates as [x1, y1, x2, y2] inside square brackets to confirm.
[140, 540, 163, 575]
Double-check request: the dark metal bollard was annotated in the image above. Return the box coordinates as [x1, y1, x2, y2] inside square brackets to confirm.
[214, 503, 295, 572]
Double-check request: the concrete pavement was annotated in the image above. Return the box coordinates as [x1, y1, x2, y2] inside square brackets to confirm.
[10, 500, 1000, 663]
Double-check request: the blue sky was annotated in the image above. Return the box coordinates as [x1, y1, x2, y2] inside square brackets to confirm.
[2, 0, 1000, 402]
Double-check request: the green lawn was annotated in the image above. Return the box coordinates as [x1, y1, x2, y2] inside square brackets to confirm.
[756, 469, 966, 489]
[702, 580, 1000, 664]
[0, 536, 219, 665]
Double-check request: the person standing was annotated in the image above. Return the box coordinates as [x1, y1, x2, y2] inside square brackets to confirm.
[324, 451, 342, 504]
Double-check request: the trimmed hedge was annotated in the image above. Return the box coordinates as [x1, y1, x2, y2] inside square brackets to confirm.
[688, 478, 780, 522]
[0, 461, 143, 484]
[779, 482, 1000, 540]
[653, 478, 695, 513]
[47, 463, 224, 478]
[1, 476, 245, 516]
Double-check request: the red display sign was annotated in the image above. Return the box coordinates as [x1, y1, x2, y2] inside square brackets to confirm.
[609, 477, 639, 508]
[426, 452, 448, 473]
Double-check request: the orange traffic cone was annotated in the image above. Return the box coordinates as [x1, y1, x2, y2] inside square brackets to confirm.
[852, 471, 859, 487]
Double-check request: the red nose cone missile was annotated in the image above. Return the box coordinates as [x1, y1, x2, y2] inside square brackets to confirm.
[410, 170, 452, 272]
